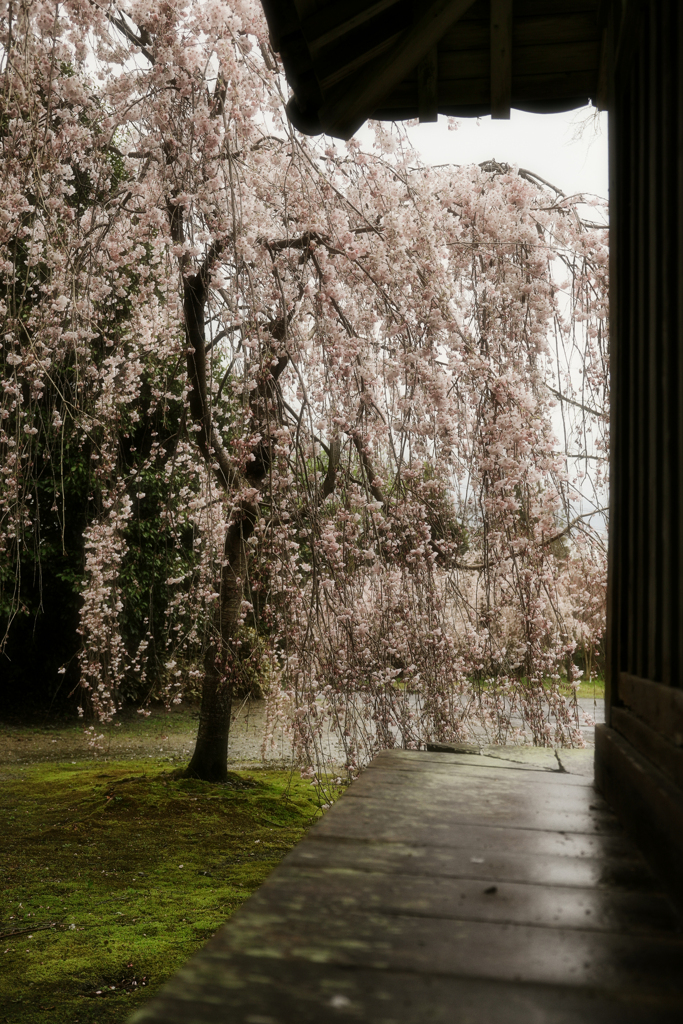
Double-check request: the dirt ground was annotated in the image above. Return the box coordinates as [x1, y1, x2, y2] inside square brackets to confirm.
[0, 696, 603, 770]
[0, 701, 292, 769]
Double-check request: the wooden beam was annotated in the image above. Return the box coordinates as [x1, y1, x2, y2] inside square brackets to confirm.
[490, 0, 512, 119]
[619, 673, 683, 747]
[418, 46, 439, 122]
[612, 708, 683, 791]
[319, 32, 401, 90]
[596, 724, 683, 913]
[440, 41, 600, 81]
[318, 0, 478, 138]
[305, 0, 402, 53]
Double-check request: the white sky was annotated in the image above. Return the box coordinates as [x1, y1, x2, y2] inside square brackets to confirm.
[358, 106, 609, 201]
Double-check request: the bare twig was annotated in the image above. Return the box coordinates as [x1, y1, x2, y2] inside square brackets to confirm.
[0, 920, 62, 940]
[546, 385, 605, 418]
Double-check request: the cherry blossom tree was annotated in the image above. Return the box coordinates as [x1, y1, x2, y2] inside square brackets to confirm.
[0, 0, 608, 781]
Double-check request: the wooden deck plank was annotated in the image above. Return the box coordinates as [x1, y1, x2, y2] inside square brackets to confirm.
[248, 866, 678, 934]
[362, 760, 601, 789]
[310, 801, 642, 856]
[288, 838, 662, 891]
[202, 900, 683, 992]
[369, 748, 596, 777]
[369, 747, 596, 780]
[130, 750, 683, 1023]
[131, 956, 683, 1024]
[336, 785, 622, 835]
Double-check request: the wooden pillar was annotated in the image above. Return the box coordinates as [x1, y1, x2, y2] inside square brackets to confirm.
[596, 0, 683, 911]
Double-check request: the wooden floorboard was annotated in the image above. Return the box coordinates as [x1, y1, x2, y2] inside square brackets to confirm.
[130, 750, 683, 1023]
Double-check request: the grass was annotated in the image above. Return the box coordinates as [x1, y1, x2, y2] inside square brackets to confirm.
[449, 678, 605, 700]
[393, 678, 606, 700]
[0, 758, 334, 1023]
[558, 678, 605, 700]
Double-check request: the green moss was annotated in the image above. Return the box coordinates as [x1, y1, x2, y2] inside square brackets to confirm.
[0, 760, 331, 1022]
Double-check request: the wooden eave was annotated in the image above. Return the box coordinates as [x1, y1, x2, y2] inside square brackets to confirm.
[260, 0, 606, 139]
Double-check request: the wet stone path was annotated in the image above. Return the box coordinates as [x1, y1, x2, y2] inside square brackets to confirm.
[131, 747, 683, 1024]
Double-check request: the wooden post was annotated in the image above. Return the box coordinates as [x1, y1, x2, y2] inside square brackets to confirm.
[596, 0, 683, 916]
[490, 0, 512, 120]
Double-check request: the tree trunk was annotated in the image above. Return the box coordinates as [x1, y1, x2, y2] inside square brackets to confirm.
[177, 234, 289, 781]
[183, 642, 233, 782]
[182, 504, 256, 782]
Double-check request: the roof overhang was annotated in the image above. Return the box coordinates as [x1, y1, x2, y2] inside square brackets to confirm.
[260, 0, 608, 139]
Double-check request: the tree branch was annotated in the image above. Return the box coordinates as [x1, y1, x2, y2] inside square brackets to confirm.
[545, 384, 605, 418]
[451, 508, 608, 570]
[106, 8, 155, 64]
[181, 240, 237, 490]
[540, 508, 608, 547]
[322, 437, 341, 499]
[348, 431, 385, 505]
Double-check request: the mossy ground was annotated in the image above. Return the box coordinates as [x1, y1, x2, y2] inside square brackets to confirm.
[0, 758, 333, 1023]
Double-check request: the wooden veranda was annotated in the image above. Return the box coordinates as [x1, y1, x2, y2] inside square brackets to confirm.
[132, 2, 683, 1020]
[133, 749, 683, 1023]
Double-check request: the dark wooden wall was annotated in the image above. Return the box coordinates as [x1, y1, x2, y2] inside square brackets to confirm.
[596, 0, 683, 908]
